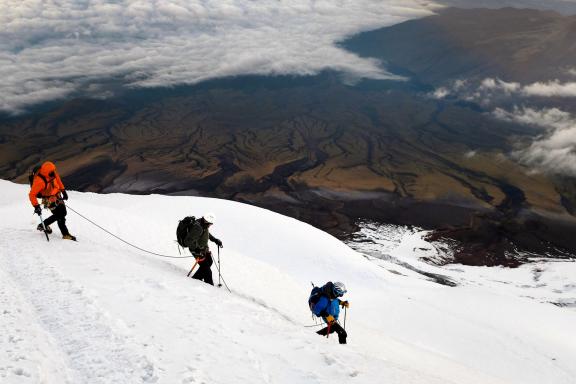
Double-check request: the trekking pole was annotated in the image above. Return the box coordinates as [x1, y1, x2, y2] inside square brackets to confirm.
[187, 261, 198, 277]
[217, 247, 222, 287]
[213, 259, 231, 293]
[38, 213, 49, 242]
[344, 307, 348, 330]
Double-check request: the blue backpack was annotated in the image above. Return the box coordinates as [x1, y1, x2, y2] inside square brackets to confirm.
[308, 282, 333, 310]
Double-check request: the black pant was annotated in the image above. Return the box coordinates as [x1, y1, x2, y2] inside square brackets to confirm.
[192, 252, 214, 285]
[317, 322, 347, 344]
[43, 203, 70, 236]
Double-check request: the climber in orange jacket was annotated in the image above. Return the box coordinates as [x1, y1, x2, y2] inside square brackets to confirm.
[29, 161, 76, 240]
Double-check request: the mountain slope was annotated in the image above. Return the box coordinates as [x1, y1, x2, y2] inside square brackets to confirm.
[1, 180, 575, 384]
[343, 7, 576, 84]
[1, 75, 572, 242]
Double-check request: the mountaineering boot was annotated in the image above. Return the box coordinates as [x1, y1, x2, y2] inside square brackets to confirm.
[62, 234, 77, 241]
[37, 224, 52, 234]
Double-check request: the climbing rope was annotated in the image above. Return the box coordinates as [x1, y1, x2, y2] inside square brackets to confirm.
[66, 204, 194, 259]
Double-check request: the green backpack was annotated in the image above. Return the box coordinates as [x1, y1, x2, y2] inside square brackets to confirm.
[176, 216, 203, 249]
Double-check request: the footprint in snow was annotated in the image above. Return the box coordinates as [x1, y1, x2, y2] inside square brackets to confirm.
[323, 354, 337, 366]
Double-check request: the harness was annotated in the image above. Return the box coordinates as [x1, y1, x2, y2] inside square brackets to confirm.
[34, 174, 63, 209]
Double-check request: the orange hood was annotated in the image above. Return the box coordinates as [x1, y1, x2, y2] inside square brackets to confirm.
[39, 161, 56, 178]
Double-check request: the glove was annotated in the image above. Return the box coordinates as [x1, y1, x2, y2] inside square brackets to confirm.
[214, 239, 223, 248]
[340, 300, 349, 308]
[195, 256, 206, 263]
[62, 190, 68, 200]
[34, 205, 42, 216]
[325, 315, 335, 324]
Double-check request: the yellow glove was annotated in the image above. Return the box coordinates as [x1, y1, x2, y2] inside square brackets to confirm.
[340, 300, 349, 308]
[325, 315, 335, 324]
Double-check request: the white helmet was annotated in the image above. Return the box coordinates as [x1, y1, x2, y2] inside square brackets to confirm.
[203, 212, 216, 224]
[332, 282, 347, 297]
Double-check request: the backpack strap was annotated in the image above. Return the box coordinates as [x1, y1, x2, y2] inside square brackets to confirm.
[37, 173, 47, 186]
[34, 173, 49, 197]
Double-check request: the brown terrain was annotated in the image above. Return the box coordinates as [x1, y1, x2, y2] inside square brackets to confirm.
[344, 7, 576, 84]
[1, 8, 575, 264]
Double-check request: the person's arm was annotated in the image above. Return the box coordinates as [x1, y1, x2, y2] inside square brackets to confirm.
[55, 173, 68, 200]
[28, 177, 44, 207]
[55, 172, 65, 191]
[209, 233, 223, 247]
[329, 299, 341, 320]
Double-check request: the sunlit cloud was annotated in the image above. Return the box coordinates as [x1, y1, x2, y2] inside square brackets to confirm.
[523, 80, 576, 97]
[493, 107, 576, 176]
[430, 78, 576, 106]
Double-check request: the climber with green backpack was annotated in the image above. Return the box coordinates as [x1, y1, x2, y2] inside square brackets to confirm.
[176, 213, 223, 285]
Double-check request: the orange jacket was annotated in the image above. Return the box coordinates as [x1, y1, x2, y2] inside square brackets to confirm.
[29, 161, 65, 207]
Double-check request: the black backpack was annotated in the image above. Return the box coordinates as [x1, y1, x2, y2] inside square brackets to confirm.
[176, 216, 201, 248]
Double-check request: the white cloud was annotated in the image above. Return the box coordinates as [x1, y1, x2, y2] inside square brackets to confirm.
[479, 78, 521, 94]
[493, 107, 574, 129]
[0, 0, 437, 113]
[523, 80, 576, 97]
[433, 77, 576, 175]
[493, 107, 576, 176]
[431, 87, 450, 99]
[430, 77, 576, 106]
[464, 150, 477, 158]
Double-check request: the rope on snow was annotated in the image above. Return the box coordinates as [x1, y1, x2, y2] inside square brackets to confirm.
[66, 204, 194, 259]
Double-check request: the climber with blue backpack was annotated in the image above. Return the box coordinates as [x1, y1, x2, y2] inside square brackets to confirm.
[309, 281, 349, 344]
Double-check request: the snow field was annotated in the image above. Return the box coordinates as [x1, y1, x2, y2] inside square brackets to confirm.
[1, 180, 575, 384]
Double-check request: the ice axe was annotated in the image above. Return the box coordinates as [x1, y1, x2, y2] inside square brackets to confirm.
[187, 260, 198, 277]
[37, 212, 49, 242]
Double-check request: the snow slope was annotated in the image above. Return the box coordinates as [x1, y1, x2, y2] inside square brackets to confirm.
[348, 222, 576, 309]
[1, 179, 575, 384]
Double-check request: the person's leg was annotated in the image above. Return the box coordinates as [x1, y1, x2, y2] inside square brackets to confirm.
[204, 269, 214, 285]
[43, 207, 58, 227]
[331, 322, 347, 344]
[192, 253, 214, 286]
[204, 254, 214, 286]
[316, 323, 347, 344]
[54, 204, 70, 236]
[192, 263, 207, 281]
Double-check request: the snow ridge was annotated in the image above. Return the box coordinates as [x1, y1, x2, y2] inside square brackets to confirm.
[1, 179, 576, 384]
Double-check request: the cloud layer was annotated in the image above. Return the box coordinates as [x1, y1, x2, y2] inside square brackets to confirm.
[493, 107, 576, 176]
[432, 77, 576, 177]
[0, 0, 438, 113]
[431, 78, 576, 106]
